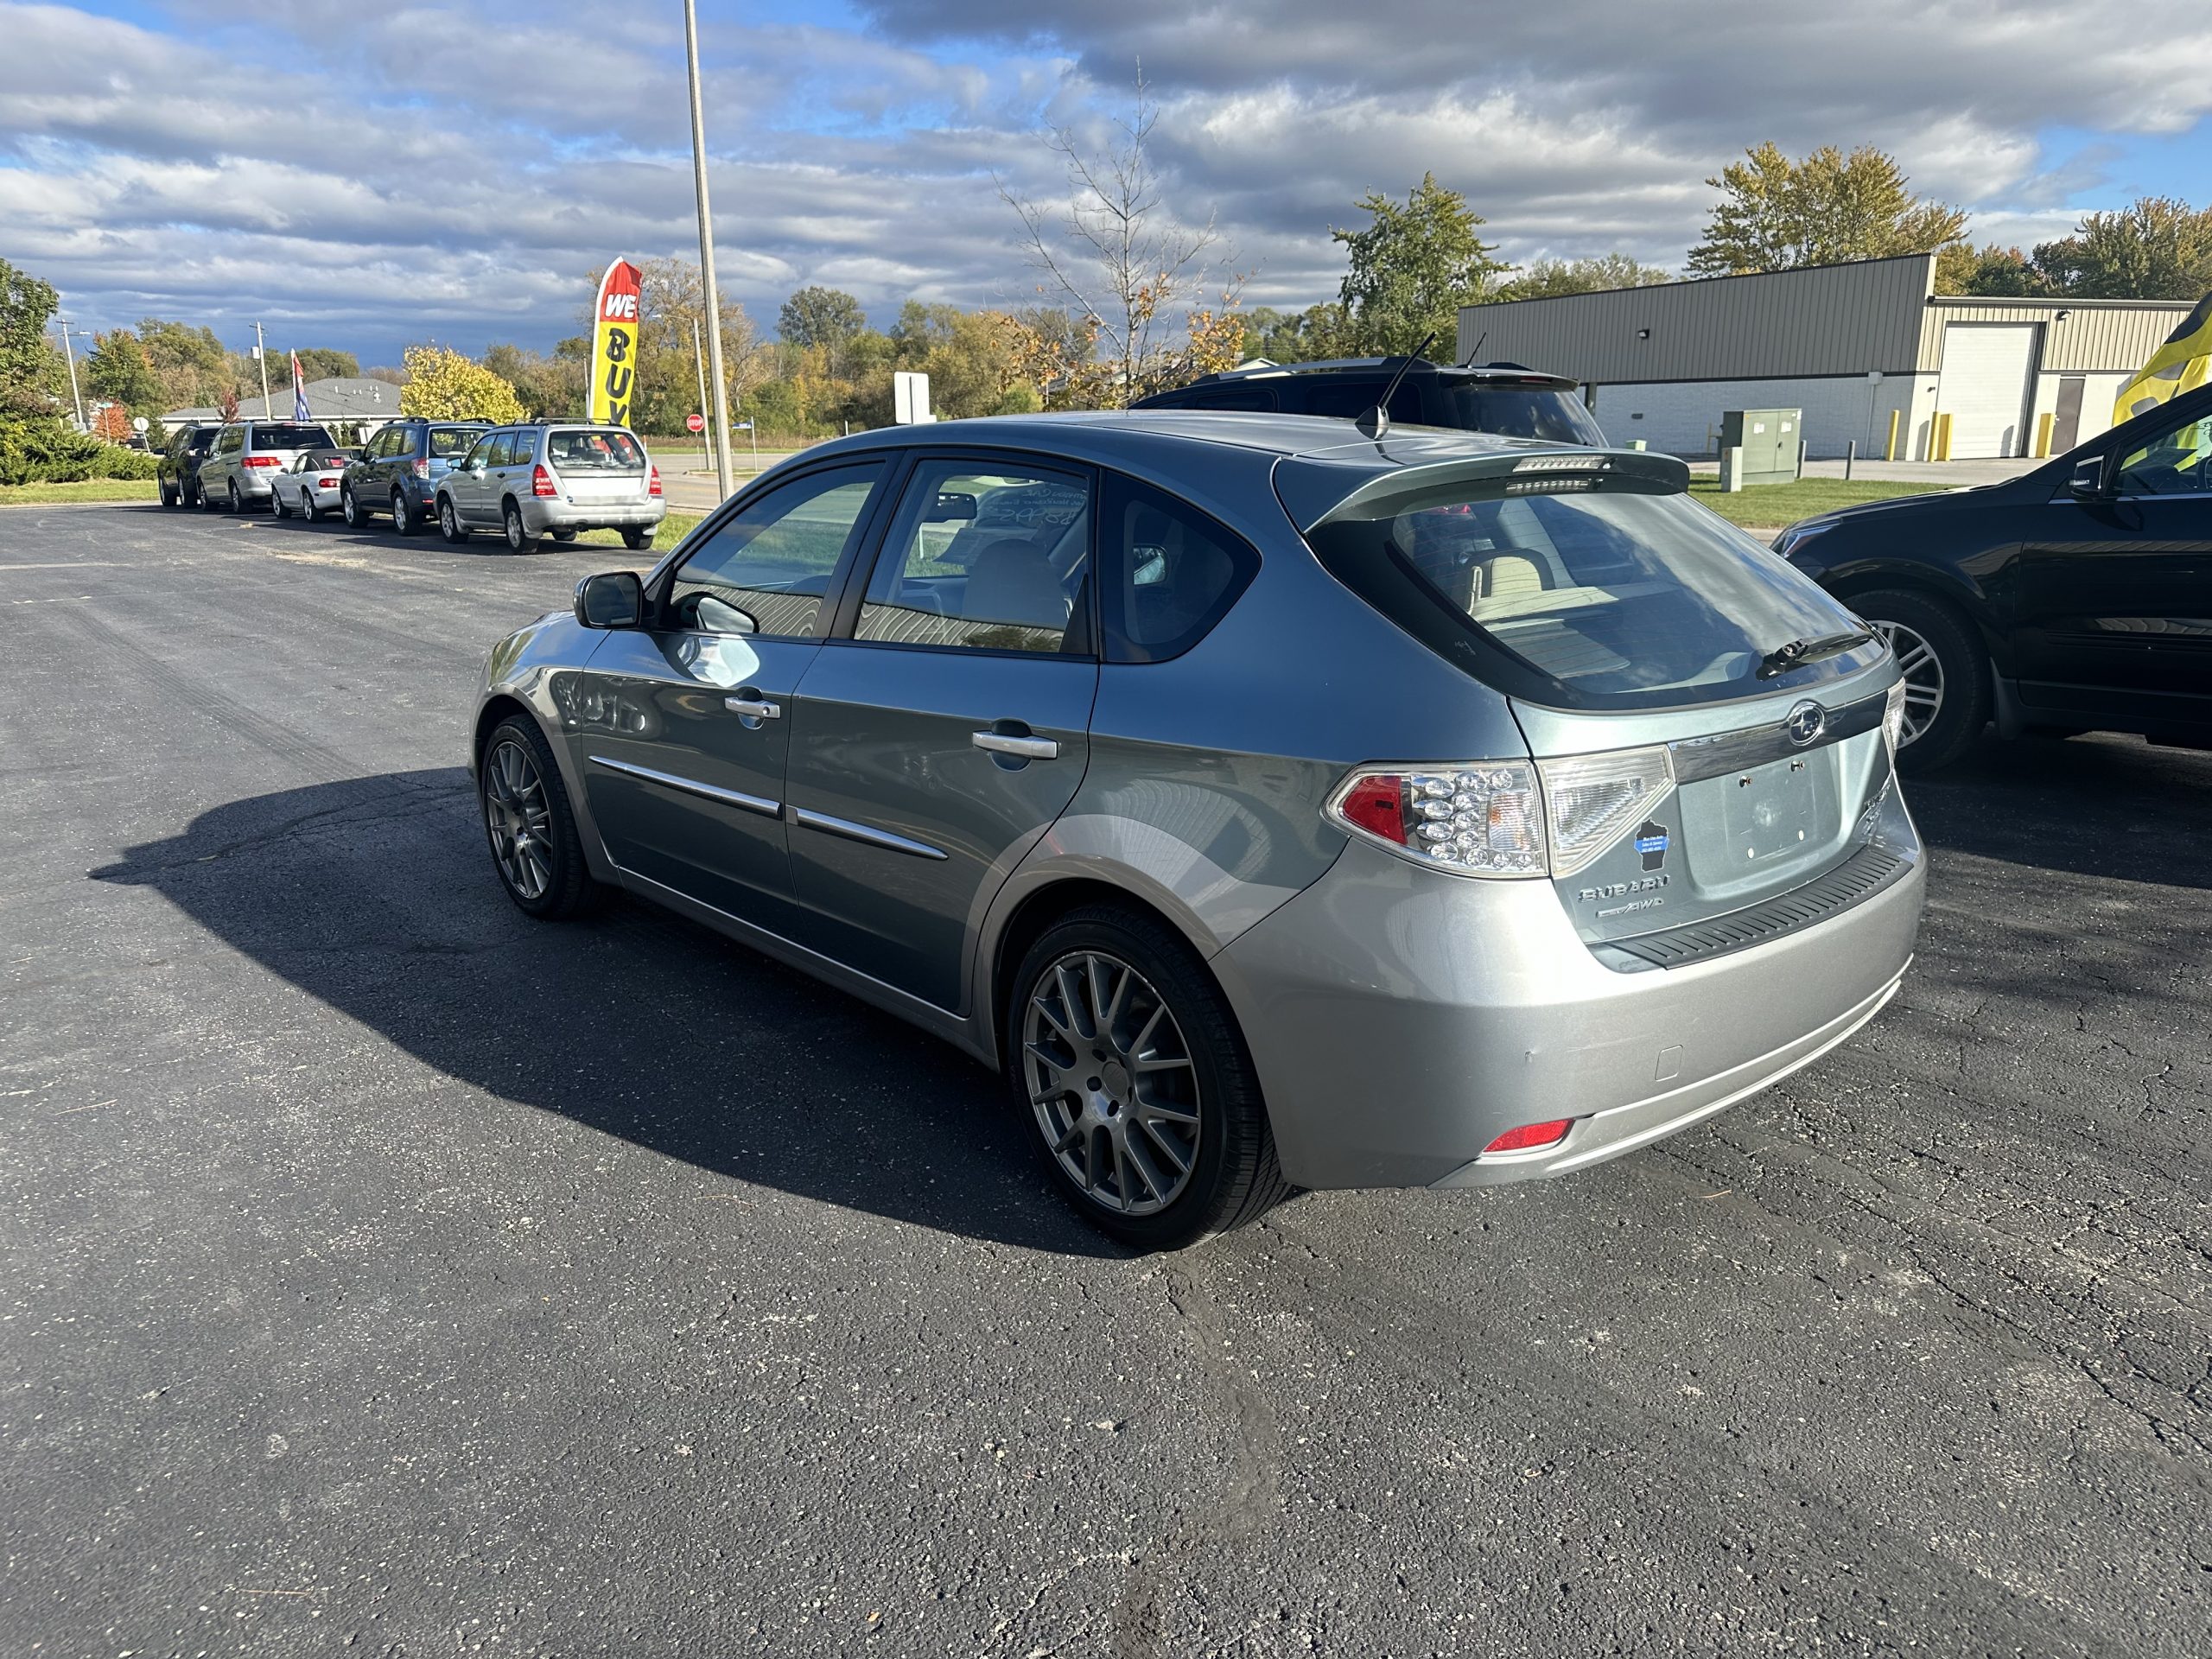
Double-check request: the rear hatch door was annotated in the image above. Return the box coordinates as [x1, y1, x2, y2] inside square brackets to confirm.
[545, 429, 650, 503]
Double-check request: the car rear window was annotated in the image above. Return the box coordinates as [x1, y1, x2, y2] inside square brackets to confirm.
[1436, 382, 1607, 446]
[547, 429, 643, 469]
[249, 423, 335, 450]
[428, 426, 481, 457]
[1304, 480, 1883, 710]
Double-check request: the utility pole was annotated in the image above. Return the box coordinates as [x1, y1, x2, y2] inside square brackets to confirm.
[691, 319, 711, 470]
[683, 0, 736, 501]
[254, 321, 272, 417]
[54, 319, 86, 429]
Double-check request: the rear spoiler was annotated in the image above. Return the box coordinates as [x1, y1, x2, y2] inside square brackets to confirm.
[1280, 449, 1692, 533]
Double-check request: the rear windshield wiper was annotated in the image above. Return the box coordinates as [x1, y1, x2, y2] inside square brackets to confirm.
[1756, 628, 1873, 679]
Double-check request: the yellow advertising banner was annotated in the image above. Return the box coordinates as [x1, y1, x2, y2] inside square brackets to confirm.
[2113, 290, 2212, 424]
[589, 259, 644, 426]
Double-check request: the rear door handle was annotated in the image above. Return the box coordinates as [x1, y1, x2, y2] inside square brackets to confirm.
[725, 696, 782, 720]
[972, 730, 1057, 760]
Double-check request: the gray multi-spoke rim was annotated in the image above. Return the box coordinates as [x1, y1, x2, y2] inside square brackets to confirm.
[442, 499, 458, 537]
[1022, 950, 1201, 1217]
[1872, 619, 1943, 747]
[505, 507, 525, 549]
[483, 738, 555, 900]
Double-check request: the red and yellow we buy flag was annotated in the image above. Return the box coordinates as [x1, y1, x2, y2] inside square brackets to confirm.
[589, 260, 644, 426]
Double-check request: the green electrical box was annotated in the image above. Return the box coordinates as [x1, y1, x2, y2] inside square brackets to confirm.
[1719, 408, 1803, 486]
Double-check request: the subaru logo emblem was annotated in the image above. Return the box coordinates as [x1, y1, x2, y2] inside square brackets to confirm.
[1784, 700, 1827, 747]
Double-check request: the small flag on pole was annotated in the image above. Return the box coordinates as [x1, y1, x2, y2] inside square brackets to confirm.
[291, 351, 310, 422]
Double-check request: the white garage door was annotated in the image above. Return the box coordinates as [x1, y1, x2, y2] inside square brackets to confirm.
[1936, 323, 2037, 458]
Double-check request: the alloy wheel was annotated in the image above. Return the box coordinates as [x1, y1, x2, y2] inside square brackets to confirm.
[482, 737, 554, 900]
[1021, 950, 1202, 1217]
[441, 499, 461, 540]
[505, 504, 528, 550]
[1872, 618, 1944, 747]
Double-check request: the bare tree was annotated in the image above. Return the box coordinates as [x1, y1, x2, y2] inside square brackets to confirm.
[1000, 72, 1238, 406]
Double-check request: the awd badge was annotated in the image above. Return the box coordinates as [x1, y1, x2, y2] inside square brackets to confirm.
[1634, 820, 1670, 872]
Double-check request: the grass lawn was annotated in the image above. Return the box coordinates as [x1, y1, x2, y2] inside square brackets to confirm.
[0, 478, 162, 505]
[1688, 476, 1937, 530]
[567, 513, 702, 555]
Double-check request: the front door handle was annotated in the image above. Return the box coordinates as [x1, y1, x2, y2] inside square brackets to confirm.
[972, 729, 1057, 760]
[725, 695, 782, 721]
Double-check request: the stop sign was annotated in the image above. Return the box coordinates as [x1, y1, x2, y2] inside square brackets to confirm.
[686, 413, 705, 433]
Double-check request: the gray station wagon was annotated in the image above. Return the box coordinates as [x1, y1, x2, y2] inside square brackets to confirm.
[435, 423, 664, 552]
[468, 412, 1925, 1249]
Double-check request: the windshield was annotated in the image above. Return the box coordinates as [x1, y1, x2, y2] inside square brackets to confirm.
[248, 423, 334, 451]
[1305, 483, 1884, 710]
[428, 426, 482, 457]
[547, 429, 644, 469]
[1435, 383, 1607, 446]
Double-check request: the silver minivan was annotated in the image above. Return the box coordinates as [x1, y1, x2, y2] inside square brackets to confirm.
[467, 413, 1924, 1249]
[435, 423, 665, 552]
[196, 420, 342, 513]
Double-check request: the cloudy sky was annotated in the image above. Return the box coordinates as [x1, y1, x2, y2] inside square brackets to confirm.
[5, 0, 2208, 365]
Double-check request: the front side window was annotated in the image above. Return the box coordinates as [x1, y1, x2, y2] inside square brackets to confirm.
[1305, 482, 1881, 710]
[855, 458, 1092, 654]
[2114, 411, 2212, 497]
[1099, 474, 1257, 663]
[217, 427, 243, 454]
[460, 436, 493, 471]
[666, 462, 887, 638]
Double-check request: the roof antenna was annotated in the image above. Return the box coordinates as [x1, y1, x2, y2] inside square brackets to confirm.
[1357, 332, 1435, 440]
[1459, 330, 1487, 369]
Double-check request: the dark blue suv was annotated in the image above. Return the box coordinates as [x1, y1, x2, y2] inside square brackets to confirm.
[341, 419, 492, 534]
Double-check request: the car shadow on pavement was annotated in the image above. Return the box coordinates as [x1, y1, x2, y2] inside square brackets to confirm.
[91, 767, 1122, 1257]
[1904, 732, 2212, 889]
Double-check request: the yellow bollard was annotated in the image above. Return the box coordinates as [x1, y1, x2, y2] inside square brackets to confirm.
[1932, 411, 1953, 462]
[2035, 411, 2055, 458]
[1885, 408, 1900, 462]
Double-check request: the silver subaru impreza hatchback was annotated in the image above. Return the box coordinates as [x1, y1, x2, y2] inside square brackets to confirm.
[469, 412, 1924, 1249]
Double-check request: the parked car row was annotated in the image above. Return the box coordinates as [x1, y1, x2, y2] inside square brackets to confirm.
[157, 417, 665, 551]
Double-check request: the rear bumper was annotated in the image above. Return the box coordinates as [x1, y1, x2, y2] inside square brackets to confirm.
[518, 498, 666, 534]
[1211, 821, 1925, 1191]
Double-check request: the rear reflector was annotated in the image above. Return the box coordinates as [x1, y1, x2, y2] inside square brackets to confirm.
[1334, 772, 1404, 842]
[1483, 1119, 1573, 1155]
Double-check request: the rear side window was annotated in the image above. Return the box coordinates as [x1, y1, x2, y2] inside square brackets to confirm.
[428, 425, 480, 457]
[1297, 381, 1421, 423]
[1181, 388, 1276, 412]
[487, 433, 520, 467]
[1099, 474, 1257, 664]
[1435, 383, 1605, 446]
[1305, 483, 1881, 710]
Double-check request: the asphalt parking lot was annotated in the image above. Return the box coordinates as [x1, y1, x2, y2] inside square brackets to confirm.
[3, 502, 2208, 1657]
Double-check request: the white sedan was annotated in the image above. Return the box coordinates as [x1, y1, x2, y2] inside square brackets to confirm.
[270, 450, 353, 521]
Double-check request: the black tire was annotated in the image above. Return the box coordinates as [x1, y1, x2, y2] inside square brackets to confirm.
[227, 480, 243, 514]
[621, 528, 653, 551]
[391, 487, 418, 535]
[201, 478, 224, 512]
[181, 478, 200, 508]
[341, 486, 368, 529]
[1006, 904, 1289, 1251]
[1851, 588, 1989, 774]
[272, 486, 292, 518]
[502, 499, 536, 553]
[551, 528, 578, 543]
[438, 495, 470, 543]
[300, 490, 319, 524]
[159, 480, 176, 508]
[479, 715, 601, 919]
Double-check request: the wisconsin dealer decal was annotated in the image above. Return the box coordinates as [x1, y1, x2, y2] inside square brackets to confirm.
[589, 259, 644, 427]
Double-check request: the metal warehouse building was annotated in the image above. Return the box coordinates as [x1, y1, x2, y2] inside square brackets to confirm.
[1456, 252, 2192, 462]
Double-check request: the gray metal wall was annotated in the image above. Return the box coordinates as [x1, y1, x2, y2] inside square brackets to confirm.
[1920, 298, 2193, 373]
[1456, 255, 1936, 384]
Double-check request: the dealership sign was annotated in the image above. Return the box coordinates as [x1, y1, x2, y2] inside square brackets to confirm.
[589, 259, 644, 427]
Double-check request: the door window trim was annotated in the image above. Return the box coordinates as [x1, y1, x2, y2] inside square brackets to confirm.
[645, 454, 906, 641]
[822, 446, 1102, 663]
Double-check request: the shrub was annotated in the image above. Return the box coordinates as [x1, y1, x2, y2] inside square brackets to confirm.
[0, 416, 161, 484]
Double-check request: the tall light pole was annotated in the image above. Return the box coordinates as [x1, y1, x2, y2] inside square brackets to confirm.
[54, 320, 90, 429]
[683, 0, 737, 500]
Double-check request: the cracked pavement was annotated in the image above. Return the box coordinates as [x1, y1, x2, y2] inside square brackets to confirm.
[3, 505, 2208, 1656]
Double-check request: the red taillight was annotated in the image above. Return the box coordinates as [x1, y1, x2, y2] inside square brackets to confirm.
[411, 458, 429, 479]
[1484, 1119, 1573, 1155]
[648, 465, 662, 497]
[243, 455, 280, 467]
[1334, 773, 1406, 844]
[531, 463, 556, 499]
[317, 477, 339, 487]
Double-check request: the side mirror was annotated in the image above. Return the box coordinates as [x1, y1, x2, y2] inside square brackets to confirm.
[2069, 454, 2111, 499]
[575, 571, 644, 629]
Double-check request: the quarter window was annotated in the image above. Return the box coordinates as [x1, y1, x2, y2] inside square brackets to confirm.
[1099, 474, 1258, 663]
[855, 459, 1093, 655]
[666, 462, 887, 638]
[2114, 412, 2212, 496]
